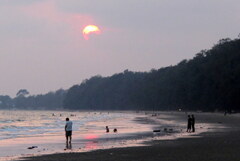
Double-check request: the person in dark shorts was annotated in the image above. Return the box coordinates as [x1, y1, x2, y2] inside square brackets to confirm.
[186, 115, 191, 132]
[191, 115, 195, 132]
[65, 118, 73, 143]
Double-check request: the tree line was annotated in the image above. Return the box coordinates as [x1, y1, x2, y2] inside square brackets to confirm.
[63, 38, 240, 112]
[0, 89, 66, 110]
[0, 38, 240, 112]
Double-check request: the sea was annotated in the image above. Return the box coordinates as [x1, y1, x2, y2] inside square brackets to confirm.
[0, 110, 203, 160]
[0, 110, 155, 141]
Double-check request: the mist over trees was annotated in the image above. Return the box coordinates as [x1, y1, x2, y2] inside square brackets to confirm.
[0, 37, 240, 111]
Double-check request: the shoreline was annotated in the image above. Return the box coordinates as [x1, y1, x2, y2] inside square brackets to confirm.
[17, 112, 240, 161]
[0, 111, 181, 160]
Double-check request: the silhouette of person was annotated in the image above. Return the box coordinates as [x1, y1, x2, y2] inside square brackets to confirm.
[106, 126, 109, 133]
[187, 115, 191, 132]
[65, 118, 73, 144]
[191, 115, 195, 132]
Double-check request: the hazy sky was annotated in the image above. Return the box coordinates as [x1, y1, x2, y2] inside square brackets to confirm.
[0, 0, 239, 97]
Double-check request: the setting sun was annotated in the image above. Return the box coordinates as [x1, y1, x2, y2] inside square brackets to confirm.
[83, 25, 100, 40]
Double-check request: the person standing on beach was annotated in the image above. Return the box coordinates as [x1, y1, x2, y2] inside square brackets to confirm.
[191, 115, 195, 132]
[187, 115, 191, 132]
[65, 118, 73, 144]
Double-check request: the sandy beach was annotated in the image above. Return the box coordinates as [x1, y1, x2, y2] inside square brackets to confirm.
[0, 111, 190, 160]
[18, 112, 240, 161]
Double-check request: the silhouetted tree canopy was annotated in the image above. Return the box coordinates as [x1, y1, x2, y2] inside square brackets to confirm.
[0, 89, 67, 109]
[63, 38, 240, 112]
[0, 37, 240, 112]
[0, 95, 13, 108]
[16, 89, 29, 97]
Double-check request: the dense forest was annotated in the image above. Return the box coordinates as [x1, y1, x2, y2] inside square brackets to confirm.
[0, 38, 240, 111]
[64, 38, 240, 112]
[0, 89, 66, 110]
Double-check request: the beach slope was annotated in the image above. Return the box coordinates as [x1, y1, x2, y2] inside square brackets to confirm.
[22, 113, 240, 161]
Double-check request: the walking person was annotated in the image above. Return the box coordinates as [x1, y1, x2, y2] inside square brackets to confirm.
[191, 115, 195, 132]
[186, 115, 191, 132]
[65, 118, 73, 144]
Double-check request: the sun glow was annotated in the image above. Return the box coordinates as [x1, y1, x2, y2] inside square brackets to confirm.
[83, 25, 100, 40]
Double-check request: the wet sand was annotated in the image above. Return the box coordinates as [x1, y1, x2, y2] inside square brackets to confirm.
[0, 111, 158, 160]
[20, 112, 240, 161]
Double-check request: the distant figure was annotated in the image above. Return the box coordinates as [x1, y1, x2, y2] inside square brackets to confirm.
[191, 115, 195, 132]
[106, 126, 109, 133]
[186, 115, 191, 132]
[224, 111, 227, 116]
[65, 118, 73, 144]
[113, 128, 117, 133]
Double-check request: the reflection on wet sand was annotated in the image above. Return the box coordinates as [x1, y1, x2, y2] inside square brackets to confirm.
[85, 141, 99, 151]
[65, 142, 72, 150]
[0, 111, 214, 161]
